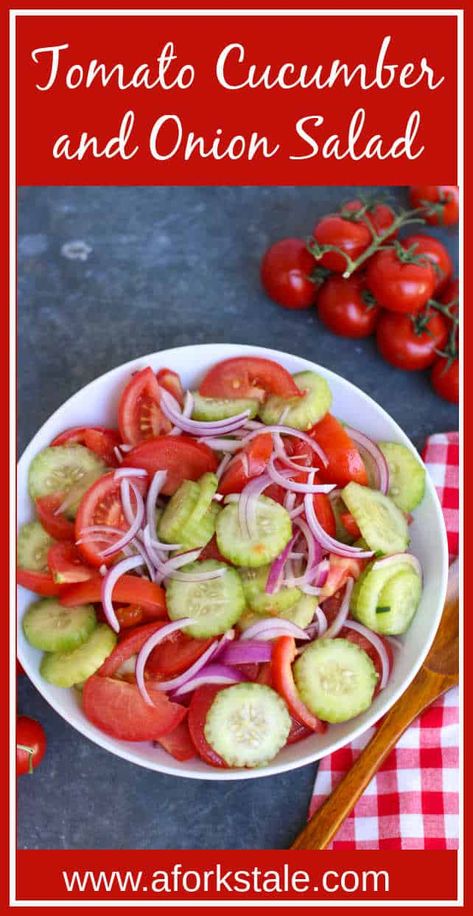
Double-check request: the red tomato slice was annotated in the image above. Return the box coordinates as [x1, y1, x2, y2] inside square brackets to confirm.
[340, 625, 393, 696]
[274, 438, 337, 537]
[75, 471, 146, 568]
[119, 367, 172, 446]
[52, 426, 121, 466]
[155, 719, 195, 762]
[187, 685, 228, 768]
[122, 436, 217, 495]
[60, 575, 167, 614]
[271, 636, 326, 733]
[309, 414, 368, 487]
[99, 621, 166, 677]
[198, 535, 229, 564]
[35, 495, 75, 541]
[47, 542, 94, 584]
[199, 356, 301, 401]
[218, 433, 273, 496]
[82, 674, 186, 741]
[320, 554, 368, 599]
[17, 567, 61, 597]
[147, 630, 214, 678]
[156, 368, 185, 406]
[112, 604, 165, 629]
[287, 718, 313, 745]
[341, 511, 362, 539]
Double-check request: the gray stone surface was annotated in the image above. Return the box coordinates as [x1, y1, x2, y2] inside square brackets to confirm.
[17, 186, 458, 850]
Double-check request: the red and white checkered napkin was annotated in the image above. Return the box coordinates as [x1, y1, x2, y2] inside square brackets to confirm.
[309, 432, 459, 849]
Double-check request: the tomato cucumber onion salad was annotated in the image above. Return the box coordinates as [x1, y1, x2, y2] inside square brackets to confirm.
[18, 356, 426, 770]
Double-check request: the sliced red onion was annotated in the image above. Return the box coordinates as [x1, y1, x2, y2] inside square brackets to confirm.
[119, 443, 133, 453]
[241, 426, 328, 467]
[238, 472, 273, 538]
[171, 664, 247, 697]
[241, 452, 250, 478]
[265, 536, 297, 594]
[215, 454, 232, 483]
[76, 524, 124, 548]
[344, 426, 389, 495]
[144, 540, 203, 584]
[220, 641, 273, 665]
[342, 619, 391, 689]
[99, 564, 108, 577]
[240, 617, 310, 642]
[135, 617, 196, 705]
[170, 391, 194, 436]
[388, 636, 403, 652]
[324, 577, 354, 638]
[142, 523, 182, 553]
[289, 503, 305, 519]
[372, 553, 422, 579]
[267, 457, 335, 495]
[154, 638, 219, 692]
[304, 491, 374, 558]
[130, 537, 156, 581]
[100, 479, 144, 558]
[282, 517, 321, 588]
[199, 438, 242, 452]
[113, 446, 123, 464]
[159, 387, 250, 436]
[113, 467, 148, 480]
[313, 558, 330, 588]
[284, 491, 296, 513]
[305, 606, 328, 640]
[299, 584, 322, 596]
[101, 555, 144, 633]
[146, 470, 167, 535]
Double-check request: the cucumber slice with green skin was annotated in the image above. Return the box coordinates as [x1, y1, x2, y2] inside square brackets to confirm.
[22, 599, 97, 652]
[17, 522, 54, 571]
[216, 496, 292, 568]
[351, 558, 422, 634]
[204, 683, 291, 767]
[28, 446, 105, 519]
[240, 566, 301, 614]
[158, 480, 200, 543]
[378, 442, 426, 513]
[294, 638, 377, 724]
[259, 371, 332, 431]
[40, 623, 117, 687]
[166, 559, 246, 638]
[280, 594, 318, 628]
[158, 478, 220, 549]
[341, 481, 409, 555]
[191, 393, 259, 421]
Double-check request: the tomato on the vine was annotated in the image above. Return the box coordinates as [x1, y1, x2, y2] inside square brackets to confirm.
[431, 357, 459, 403]
[260, 238, 322, 310]
[317, 274, 380, 338]
[403, 234, 453, 296]
[440, 278, 459, 320]
[344, 199, 397, 239]
[409, 186, 459, 226]
[366, 244, 436, 314]
[312, 212, 371, 274]
[16, 716, 47, 776]
[376, 308, 449, 371]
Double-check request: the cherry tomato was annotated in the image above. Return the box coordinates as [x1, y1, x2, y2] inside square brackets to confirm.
[17, 659, 25, 676]
[431, 356, 459, 403]
[366, 246, 436, 314]
[271, 636, 326, 732]
[47, 542, 94, 584]
[199, 356, 301, 401]
[83, 675, 186, 741]
[17, 567, 61, 597]
[340, 626, 393, 696]
[52, 426, 121, 467]
[403, 234, 453, 296]
[409, 186, 459, 226]
[344, 199, 397, 239]
[312, 212, 371, 273]
[155, 719, 195, 762]
[16, 716, 46, 775]
[309, 414, 368, 487]
[376, 308, 449, 371]
[99, 622, 166, 677]
[118, 367, 171, 446]
[60, 575, 167, 615]
[187, 685, 228, 767]
[35, 495, 75, 541]
[75, 471, 145, 568]
[147, 630, 214, 678]
[317, 274, 380, 338]
[156, 368, 185, 406]
[440, 278, 459, 319]
[122, 436, 217, 496]
[261, 238, 320, 310]
[218, 433, 273, 495]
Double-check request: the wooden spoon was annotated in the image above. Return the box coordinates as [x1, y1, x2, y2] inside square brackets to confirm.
[291, 560, 459, 850]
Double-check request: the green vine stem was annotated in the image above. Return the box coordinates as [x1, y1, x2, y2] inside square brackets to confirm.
[17, 743, 35, 774]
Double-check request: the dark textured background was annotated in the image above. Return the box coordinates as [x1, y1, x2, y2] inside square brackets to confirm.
[18, 186, 458, 850]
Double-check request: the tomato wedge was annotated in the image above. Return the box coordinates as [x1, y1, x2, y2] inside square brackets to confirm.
[75, 471, 146, 568]
[17, 567, 61, 597]
[147, 630, 214, 678]
[287, 718, 313, 745]
[199, 356, 301, 401]
[271, 636, 326, 733]
[35, 495, 75, 541]
[198, 535, 229, 564]
[218, 433, 273, 495]
[320, 554, 368, 599]
[47, 542, 94, 584]
[187, 685, 228, 768]
[60, 574, 167, 614]
[155, 719, 195, 762]
[119, 367, 171, 446]
[340, 626, 393, 696]
[273, 438, 336, 537]
[122, 436, 217, 495]
[82, 674, 186, 741]
[99, 621, 166, 677]
[113, 604, 164, 629]
[309, 414, 368, 487]
[156, 368, 185, 406]
[52, 426, 121, 466]
[341, 511, 362, 539]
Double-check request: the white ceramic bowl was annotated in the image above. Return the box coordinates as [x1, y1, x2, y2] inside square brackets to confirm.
[17, 343, 448, 780]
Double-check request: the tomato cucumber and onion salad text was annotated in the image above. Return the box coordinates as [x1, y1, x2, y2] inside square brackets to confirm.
[18, 356, 426, 769]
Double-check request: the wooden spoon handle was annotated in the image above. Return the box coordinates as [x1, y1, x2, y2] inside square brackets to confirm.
[291, 666, 455, 850]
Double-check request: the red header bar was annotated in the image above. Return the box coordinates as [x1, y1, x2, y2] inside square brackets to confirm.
[15, 12, 458, 185]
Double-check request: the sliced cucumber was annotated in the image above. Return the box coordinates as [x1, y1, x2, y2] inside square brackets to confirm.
[351, 559, 422, 635]
[237, 610, 262, 632]
[259, 371, 332, 431]
[22, 599, 97, 652]
[216, 496, 292, 568]
[158, 480, 200, 543]
[28, 446, 105, 519]
[40, 623, 117, 687]
[166, 559, 245, 638]
[279, 594, 318, 629]
[158, 477, 220, 549]
[294, 637, 377, 724]
[240, 565, 301, 614]
[378, 442, 426, 513]
[341, 481, 409, 555]
[17, 521, 54, 571]
[191, 393, 259, 421]
[204, 683, 291, 767]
